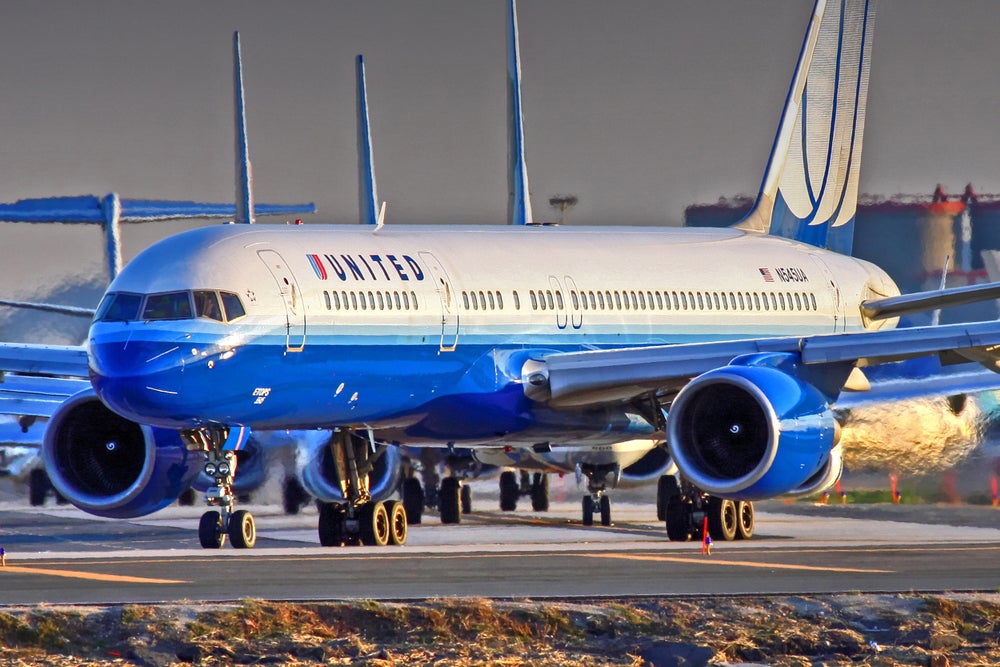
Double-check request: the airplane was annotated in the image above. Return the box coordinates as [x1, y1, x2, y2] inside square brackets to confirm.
[0, 194, 316, 506]
[7, 0, 1000, 552]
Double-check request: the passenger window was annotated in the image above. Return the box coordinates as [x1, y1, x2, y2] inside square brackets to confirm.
[143, 291, 193, 320]
[556, 291, 564, 310]
[410, 291, 418, 309]
[394, 292, 401, 310]
[377, 292, 385, 310]
[778, 293, 786, 310]
[402, 292, 409, 309]
[513, 291, 520, 310]
[496, 291, 503, 309]
[656, 292, 663, 310]
[597, 291, 605, 310]
[571, 291, 580, 310]
[546, 290, 555, 310]
[614, 292, 622, 310]
[462, 292, 470, 310]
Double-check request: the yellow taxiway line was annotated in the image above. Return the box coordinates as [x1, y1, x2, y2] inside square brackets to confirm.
[1, 565, 186, 584]
[586, 553, 891, 574]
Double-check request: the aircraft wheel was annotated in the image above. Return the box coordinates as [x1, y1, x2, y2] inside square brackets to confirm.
[439, 477, 462, 524]
[665, 497, 693, 542]
[402, 477, 424, 525]
[599, 494, 611, 526]
[359, 501, 391, 546]
[282, 476, 309, 515]
[707, 496, 738, 541]
[461, 483, 473, 514]
[499, 471, 519, 511]
[736, 501, 755, 540]
[318, 503, 345, 546]
[530, 473, 549, 512]
[28, 469, 48, 507]
[228, 509, 257, 549]
[582, 496, 594, 526]
[385, 500, 408, 545]
[198, 511, 227, 549]
[656, 475, 679, 521]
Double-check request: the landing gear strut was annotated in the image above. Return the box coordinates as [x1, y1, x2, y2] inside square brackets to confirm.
[578, 463, 619, 526]
[184, 427, 257, 549]
[315, 431, 407, 546]
[659, 474, 754, 542]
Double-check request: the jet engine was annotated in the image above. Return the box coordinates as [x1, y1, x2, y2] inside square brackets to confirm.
[42, 389, 202, 518]
[618, 445, 678, 488]
[667, 353, 840, 500]
[296, 433, 403, 502]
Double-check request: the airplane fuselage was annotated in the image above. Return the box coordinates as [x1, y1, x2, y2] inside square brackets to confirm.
[88, 223, 898, 445]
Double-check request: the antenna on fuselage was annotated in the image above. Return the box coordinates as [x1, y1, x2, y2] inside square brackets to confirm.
[507, 0, 532, 225]
[233, 31, 255, 224]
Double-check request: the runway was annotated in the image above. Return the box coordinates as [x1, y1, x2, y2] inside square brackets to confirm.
[1, 495, 998, 606]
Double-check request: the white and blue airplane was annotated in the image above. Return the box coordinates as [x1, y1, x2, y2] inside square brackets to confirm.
[7, 0, 1000, 550]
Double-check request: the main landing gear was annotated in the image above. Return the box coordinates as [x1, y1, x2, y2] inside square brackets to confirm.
[498, 471, 550, 513]
[316, 431, 408, 547]
[658, 475, 755, 542]
[183, 427, 257, 549]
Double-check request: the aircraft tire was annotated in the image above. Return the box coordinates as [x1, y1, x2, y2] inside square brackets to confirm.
[499, 471, 519, 511]
[707, 496, 738, 541]
[665, 497, 692, 542]
[656, 475, 680, 521]
[599, 495, 611, 526]
[530, 473, 549, 512]
[359, 501, 390, 546]
[318, 503, 345, 546]
[386, 499, 408, 545]
[282, 476, 309, 515]
[582, 496, 594, 526]
[28, 469, 48, 507]
[228, 509, 257, 549]
[439, 477, 462, 524]
[198, 511, 227, 549]
[402, 477, 424, 525]
[736, 501, 755, 540]
[461, 483, 473, 514]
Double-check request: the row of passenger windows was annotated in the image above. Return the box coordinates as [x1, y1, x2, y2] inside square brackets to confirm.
[96, 290, 246, 323]
[459, 288, 819, 314]
[321, 290, 419, 312]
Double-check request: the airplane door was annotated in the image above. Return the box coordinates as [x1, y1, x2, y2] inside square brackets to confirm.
[563, 275, 583, 329]
[809, 256, 844, 332]
[548, 276, 568, 330]
[419, 251, 459, 351]
[257, 249, 306, 351]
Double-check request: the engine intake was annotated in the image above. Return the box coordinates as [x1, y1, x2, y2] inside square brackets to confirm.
[296, 433, 403, 503]
[42, 389, 201, 518]
[667, 353, 839, 500]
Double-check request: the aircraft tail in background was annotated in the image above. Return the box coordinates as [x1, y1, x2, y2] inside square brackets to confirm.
[736, 0, 876, 255]
[507, 0, 532, 226]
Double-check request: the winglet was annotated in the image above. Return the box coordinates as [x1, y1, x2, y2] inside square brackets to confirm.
[357, 54, 381, 226]
[736, 0, 877, 254]
[507, 0, 532, 225]
[233, 31, 255, 224]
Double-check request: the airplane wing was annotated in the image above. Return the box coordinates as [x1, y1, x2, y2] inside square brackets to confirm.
[0, 195, 314, 223]
[0, 344, 89, 418]
[527, 318, 1000, 409]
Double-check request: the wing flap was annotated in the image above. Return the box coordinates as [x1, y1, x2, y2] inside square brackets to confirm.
[0, 343, 89, 378]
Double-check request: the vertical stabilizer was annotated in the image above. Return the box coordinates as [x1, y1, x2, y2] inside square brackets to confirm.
[100, 193, 123, 280]
[736, 0, 876, 254]
[357, 55, 381, 226]
[507, 0, 532, 225]
[233, 31, 255, 224]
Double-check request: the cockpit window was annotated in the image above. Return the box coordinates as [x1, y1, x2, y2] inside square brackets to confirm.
[220, 292, 246, 321]
[194, 290, 224, 322]
[142, 291, 193, 320]
[96, 292, 143, 322]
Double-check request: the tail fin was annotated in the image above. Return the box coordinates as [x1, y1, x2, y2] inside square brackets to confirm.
[233, 31, 255, 224]
[356, 55, 382, 226]
[736, 0, 877, 254]
[507, 0, 532, 225]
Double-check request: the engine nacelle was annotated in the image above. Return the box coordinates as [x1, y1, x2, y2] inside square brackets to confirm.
[618, 445, 678, 489]
[783, 444, 844, 497]
[296, 433, 403, 503]
[667, 353, 839, 500]
[42, 389, 201, 518]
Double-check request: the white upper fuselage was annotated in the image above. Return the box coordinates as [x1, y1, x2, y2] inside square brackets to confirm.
[87, 222, 899, 442]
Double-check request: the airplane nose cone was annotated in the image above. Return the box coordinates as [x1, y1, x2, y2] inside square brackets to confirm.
[89, 335, 187, 425]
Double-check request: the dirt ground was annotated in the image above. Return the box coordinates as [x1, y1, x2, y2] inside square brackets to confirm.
[0, 593, 997, 666]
